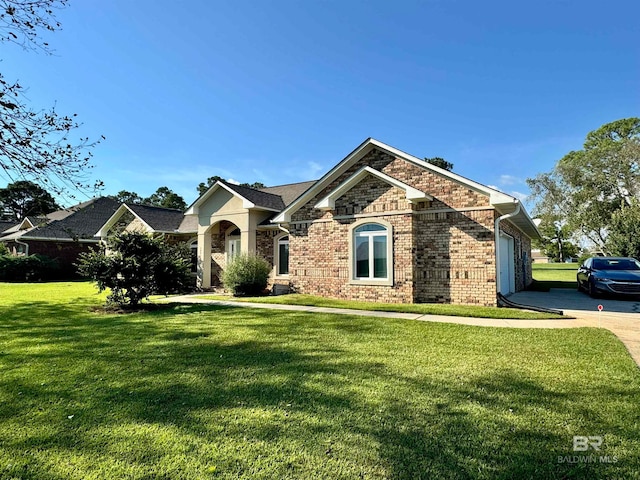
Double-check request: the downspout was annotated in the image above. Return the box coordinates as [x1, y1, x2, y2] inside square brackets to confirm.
[494, 201, 520, 297]
[15, 239, 29, 256]
[277, 224, 290, 235]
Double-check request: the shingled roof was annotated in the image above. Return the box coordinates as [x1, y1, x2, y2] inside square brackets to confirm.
[1, 197, 120, 241]
[218, 181, 286, 212]
[259, 180, 317, 207]
[125, 203, 188, 232]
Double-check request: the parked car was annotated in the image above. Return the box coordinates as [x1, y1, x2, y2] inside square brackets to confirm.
[577, 257, 640, 297]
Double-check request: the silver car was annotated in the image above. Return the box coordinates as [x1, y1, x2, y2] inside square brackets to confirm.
[577, 257, 640, 297]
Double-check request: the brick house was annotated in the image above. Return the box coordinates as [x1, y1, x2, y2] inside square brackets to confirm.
[0, 197, 120, 277]
[186, 138, 540, 306]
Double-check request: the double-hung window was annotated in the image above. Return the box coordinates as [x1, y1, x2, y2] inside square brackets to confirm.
[353, 223, 389, 281]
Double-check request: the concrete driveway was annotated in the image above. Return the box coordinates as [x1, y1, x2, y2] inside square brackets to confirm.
[509, 288, 640, 366]
[509, 288, 640, 316]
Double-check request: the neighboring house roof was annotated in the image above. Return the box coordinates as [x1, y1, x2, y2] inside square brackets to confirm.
[0, 197, 120, 242]
[273, 138, 540, 238]
[96, 203, 198, 238]
[0, 221, 16, 237]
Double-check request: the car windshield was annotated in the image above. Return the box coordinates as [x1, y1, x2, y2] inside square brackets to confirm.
[592, 258, 640, 270]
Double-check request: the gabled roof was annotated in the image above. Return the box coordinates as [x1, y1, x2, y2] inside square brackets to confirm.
[1, 197, 120, 242]
[272, 138, 540, 238]
[186, 180, 284, 215]
[96, 203, 198, 237]
[126, 204, 187, 232]
[314, 166, 433, 210]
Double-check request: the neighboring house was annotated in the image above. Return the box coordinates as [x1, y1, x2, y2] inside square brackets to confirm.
[186, 138, 540, 306]
[531, 249, 550, 263]
[0, 197, 120, 276]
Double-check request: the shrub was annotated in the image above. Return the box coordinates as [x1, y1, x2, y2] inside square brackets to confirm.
[223, 253, 271, 296]
[0, 254, 61, 282]
[77, 231, 192, 307]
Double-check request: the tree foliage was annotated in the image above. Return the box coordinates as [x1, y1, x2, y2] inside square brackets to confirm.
[197, 176, 267, 196]
[527, 118, 640, 254]
[0, 0, 102, 198]
[77, 231, 192, 307]
[0, 179, 59, 220]
[143, 186, 187, 210]
[110, 190, 143, 205]
[425, 157, 454, 171]
[533, 216, 580, 262]
[606, 201, 640, 259]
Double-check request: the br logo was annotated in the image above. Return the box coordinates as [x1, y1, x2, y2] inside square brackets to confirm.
[573, 436, 603, 451]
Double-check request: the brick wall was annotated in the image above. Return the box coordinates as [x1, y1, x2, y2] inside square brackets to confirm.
[24, 240, 96, 277]
[288, 148, 503, 306]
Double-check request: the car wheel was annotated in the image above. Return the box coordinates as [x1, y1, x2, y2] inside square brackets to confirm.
[587, 279, 599, 298]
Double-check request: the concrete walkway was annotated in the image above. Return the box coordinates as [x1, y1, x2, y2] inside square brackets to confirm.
[162, 294, 640, 367]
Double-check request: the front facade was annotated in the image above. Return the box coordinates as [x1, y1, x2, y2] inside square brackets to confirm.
[186, 139, 540, 306]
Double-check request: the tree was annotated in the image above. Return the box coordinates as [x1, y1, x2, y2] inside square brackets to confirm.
[533, 216, 580, 262]
[77, 231, 192, 307]
[197, 177, 267, 196]
[425, 157, 454, 171]
[0, 180, 59, 220]
[527, 118, 640, 254]
[143, 186, 187, 210]
[110, 190, 143, 204]
[240, 182, 266, 189]
[197, 176, 224, 196]
[606, 201, 640, 259]
[0, 0, 102, 198]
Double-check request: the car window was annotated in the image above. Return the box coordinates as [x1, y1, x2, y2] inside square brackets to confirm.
[593, 258, 640, 270]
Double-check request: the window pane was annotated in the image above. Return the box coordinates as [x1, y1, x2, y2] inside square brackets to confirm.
[355, 236, 369, 277]
[373, 236, 387, 278]
[279, 242, 289, 275]
[355, 223, 386, 233]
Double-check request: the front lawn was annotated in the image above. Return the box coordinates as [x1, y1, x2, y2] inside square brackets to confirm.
[532, 263, 579, 290]
[1, 282, 639, 479]
[200, 294, 566, 320]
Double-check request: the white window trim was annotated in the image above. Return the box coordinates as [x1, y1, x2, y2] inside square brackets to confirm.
[274, 232, 290, 278]
[348, 218, 393, 286]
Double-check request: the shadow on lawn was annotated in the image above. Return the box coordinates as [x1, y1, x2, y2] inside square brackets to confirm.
[1, 302, 638, 479]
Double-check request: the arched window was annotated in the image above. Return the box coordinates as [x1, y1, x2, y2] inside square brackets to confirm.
[277, 235, 289, 276]
[353, 223, 390, 281]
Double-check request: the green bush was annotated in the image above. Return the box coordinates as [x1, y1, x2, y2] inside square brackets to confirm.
[223, 253, 271, 296]
[0, 254, 61, 282]
[77, 231, 193, 307]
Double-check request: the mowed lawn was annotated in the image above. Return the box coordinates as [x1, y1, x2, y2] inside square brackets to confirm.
[532, 263, 579, 290]
[1, 283, 639, 479]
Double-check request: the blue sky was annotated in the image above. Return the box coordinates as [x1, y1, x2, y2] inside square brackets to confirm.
[2, 0, 638, 209]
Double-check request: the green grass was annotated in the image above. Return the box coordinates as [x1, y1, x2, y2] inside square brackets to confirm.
[200, 294, 566, 319]
[532, 263, 579, 290]
[1, 282, 639, 479]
